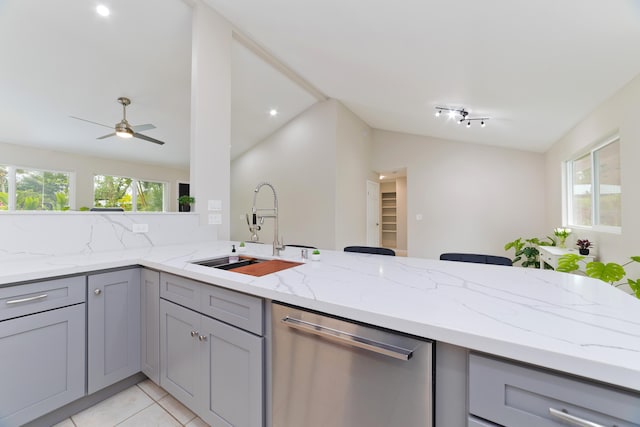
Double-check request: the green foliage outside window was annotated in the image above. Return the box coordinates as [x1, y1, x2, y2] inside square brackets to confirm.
[13, 168, 70, 211]
[94, 175, 164, 212]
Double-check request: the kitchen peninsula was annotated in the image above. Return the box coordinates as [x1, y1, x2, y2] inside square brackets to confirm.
[2, 239, 639, 426]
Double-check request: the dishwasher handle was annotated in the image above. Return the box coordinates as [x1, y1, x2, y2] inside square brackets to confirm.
[281, 316, 413, 361]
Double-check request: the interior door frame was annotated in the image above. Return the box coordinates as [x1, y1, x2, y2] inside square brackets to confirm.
[366, 180, 380, 246]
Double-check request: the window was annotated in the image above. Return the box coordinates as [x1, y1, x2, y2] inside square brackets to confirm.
[94, 175, 165, 212]
[566, 136, 621, 231]
[0, 165, 7, 210]
[0, 165, 71, 211]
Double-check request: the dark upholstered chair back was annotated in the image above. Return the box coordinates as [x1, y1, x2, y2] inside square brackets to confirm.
[439, 253, 512, 266]
[344, 246, 396, 256]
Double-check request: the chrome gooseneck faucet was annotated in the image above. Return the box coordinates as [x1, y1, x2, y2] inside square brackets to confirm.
[251, 182, 285, 256]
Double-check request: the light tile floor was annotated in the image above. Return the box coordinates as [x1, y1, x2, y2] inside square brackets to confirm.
[53, 380, 210, 427]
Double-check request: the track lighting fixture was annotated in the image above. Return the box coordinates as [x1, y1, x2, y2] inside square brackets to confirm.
[434, 106, 489, 128]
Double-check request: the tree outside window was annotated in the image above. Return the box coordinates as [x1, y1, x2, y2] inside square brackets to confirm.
[94, 175, 165, 212]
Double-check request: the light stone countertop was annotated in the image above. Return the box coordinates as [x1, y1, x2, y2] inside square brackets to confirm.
[2, 240, 640, 393]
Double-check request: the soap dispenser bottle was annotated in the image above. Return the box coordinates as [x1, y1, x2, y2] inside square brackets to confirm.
[230, 244, 239, 263]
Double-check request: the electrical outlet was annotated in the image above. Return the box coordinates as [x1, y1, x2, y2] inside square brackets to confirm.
[208, 214, 222, 224]
[415, 214, 423, 221]
[132, 223, 149, 233]
[208, 199, 222, 211]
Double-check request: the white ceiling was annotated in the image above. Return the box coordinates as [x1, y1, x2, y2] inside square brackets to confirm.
[0, 0, 316, 169]
[206, 0, 640, 152]
[2, 0, 640, 171]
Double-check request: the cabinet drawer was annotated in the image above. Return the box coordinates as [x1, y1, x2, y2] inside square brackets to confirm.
[469, 353, 640, 427]
[468, 416, 500, 427]
[0, 276, 85, 321]
[200, 284, 263, 335]
[160, 273, 201, 311]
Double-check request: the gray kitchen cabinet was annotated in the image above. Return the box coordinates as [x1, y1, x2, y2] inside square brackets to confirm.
[88, 268, 141, 394]
[469, 353, 640, 427]
[0, 278, 86, 427]
[200, 313, 263, 427]
[141, 268, 161, 384]
[160, 273, 264, 427]
[160, 299, 201, 410]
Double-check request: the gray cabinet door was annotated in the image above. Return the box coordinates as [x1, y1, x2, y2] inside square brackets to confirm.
[199, 315, 264, 427]
[160, 299, 201, 410]
[141, 269, 160, 384]
[88, 269, 141, 394]
[0, 304, 86, 427]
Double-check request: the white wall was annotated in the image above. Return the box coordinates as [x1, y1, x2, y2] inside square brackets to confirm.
[545, 72, 640, 283]
[190, 0, 231, 237]
[231, 100, 337, 249]
[334, 101, 373, 250]
[0, 141, 188, 211]
[372, 130, 546, 260]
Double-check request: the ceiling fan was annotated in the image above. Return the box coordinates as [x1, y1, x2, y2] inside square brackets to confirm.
[70, 97, 165, 145]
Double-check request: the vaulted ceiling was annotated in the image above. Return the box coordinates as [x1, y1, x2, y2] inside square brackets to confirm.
[2, 0, 640, 169]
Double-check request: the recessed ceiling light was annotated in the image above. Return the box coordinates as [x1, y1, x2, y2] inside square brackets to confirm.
[269, 109, 278, 117]
[379, 175, 385, 180]
[96, 5, 110, 17]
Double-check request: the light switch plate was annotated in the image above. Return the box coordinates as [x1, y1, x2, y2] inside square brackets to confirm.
[208, 200, 222, 211]
[132, 223, 149, 233]
[416, 214, 423, 221]
[208, 214, 222, 224]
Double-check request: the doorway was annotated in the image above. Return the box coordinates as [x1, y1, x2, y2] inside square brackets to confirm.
[378, 170, 407, 256]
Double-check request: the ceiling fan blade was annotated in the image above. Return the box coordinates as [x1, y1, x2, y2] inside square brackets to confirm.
[132, 123, 156, 132]
[97, 132, 116, 140]
[69, 116, 113, 129]
[133, 132, 165, 145]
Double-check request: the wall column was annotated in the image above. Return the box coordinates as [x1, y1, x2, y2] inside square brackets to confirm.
[190, 0, 232, 238]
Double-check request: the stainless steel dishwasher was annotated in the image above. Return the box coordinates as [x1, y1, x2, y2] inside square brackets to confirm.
[271, 302, 434, 427]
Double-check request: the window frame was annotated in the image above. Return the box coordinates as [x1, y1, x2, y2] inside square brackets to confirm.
[93, 174, 167, 212]
[0, 164, 75, 211]
[565, 135, 621, 234]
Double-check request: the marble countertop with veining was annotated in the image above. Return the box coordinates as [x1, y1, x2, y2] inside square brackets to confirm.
[2, 240, 639, 392]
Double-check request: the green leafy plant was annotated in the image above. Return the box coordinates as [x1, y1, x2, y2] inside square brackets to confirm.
[504, 236, 555, 268]
[312, 249, 320, 255]
[178, 195, 195, 205]
[557, 254, 640, 299]
[239, 241, 246, 247]
[553, 227, 572, 248]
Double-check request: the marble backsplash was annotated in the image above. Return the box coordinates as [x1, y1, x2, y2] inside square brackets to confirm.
[1, 212, 214, 258]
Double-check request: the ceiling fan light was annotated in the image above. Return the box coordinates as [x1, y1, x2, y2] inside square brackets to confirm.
[116, 130, 133, 139]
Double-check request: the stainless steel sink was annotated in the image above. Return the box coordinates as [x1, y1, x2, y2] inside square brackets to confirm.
[191, 256, 266, 271]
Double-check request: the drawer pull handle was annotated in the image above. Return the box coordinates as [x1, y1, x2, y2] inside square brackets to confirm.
[549, 407, 606, 427]
[199, 335, 208, 342]
[190, 330, 199, 337]
[6, 294, 48, 305]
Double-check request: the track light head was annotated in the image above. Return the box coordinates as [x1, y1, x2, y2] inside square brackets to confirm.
[434, 106, 489, 128]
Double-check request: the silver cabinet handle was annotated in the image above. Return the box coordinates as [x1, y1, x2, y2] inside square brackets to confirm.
[94, 289, 102, 295]
[199, 335, 207, 341]
[190, 330, 199, 337]
[6, 294, 48, 305]
[549, 408, 606, 427]
[281, 316, 412, 361]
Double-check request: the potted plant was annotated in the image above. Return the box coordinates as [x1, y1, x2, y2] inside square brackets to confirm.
[504, 236, 555, 268]
[178, 195, 194, 212]
[576, 239, 593, 255]
[311, 249, 321, 261]
[557, 254, 640, 299]
[238, 241, 247, 252]
[553, 227, 572, 248]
